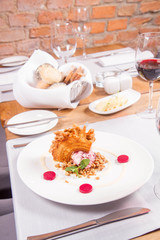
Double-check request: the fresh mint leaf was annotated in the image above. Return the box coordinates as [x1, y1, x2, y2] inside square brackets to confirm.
[65, 166, 77, 172]
[74, 168, 79, 176]
[79, 158, 90, 169]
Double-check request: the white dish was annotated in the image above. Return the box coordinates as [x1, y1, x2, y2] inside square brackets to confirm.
[0, 56, 28, 67]
[8, 110, 58, 136]
[89, 89, 141, 115]
[17, 131, 154, 205]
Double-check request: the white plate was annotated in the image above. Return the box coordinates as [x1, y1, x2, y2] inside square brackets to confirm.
[0, 56, 28, 67]
[17, 131, 154, 205]
[8, 110, 58, 136]
[89, 89, 141, 115]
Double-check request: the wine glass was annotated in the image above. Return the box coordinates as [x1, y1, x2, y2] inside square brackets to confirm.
[73, 7, 91, 59]
[135, 32, 160, 118]
[154, 99, 160, 199]
[51, 21, 77, 64]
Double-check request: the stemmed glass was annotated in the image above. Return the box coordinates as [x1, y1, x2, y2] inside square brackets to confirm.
[73, 7, 91, 59]
[154, 99, 160, 199]
[51, 21, 77, 64]
[135, 32, 160, 118]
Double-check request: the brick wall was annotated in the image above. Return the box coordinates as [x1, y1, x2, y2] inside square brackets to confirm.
[0, 0, 160, 59]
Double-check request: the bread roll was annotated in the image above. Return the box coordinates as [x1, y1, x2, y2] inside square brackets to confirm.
[36, 80, 50, 89]
[35, 63, 62, 84]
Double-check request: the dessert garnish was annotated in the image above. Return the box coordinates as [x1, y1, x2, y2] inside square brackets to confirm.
[79, 184, 93, 193]
[65, 158, 90, 177]
[43, 171, 56, 180]
[49, 125, 108, 178]
[117, 155, 129, 163]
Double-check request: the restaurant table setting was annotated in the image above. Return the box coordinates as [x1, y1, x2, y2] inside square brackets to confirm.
[0, 47, 137, 105]
[5, 114, 160, 240]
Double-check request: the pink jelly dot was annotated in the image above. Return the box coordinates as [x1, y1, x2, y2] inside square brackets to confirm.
[43, 171, 56, 180]
[79, 184, 93, 193]
[117, 155, 129, 163]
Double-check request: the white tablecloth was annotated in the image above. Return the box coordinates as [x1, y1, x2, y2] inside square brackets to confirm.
[6, 114, 160, 240]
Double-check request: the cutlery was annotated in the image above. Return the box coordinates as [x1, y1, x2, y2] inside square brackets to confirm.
[13, 142, 30, 148]
[4, 116, 65, 128]
[27, 207, 150, 240]
[1, 89, 13, 93]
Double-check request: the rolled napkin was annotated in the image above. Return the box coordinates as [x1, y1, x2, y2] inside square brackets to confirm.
[13, 50, 93, 109]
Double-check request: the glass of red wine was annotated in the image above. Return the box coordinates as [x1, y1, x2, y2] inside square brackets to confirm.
[154, 99, 160, 199]
[135, 32, 160, 118]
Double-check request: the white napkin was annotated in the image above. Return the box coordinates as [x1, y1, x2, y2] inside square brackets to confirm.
[13, 50, 93, 109]
[99, 50, 135, 67]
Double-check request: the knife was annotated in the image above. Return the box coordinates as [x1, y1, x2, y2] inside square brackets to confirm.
[27, 207, 150, 240]
[4, 116, 65, 128]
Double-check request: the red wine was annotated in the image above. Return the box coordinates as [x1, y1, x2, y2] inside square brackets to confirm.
[137, 59, 160, 81]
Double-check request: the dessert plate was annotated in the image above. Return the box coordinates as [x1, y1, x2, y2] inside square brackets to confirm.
[17, 131, 154, 205]
[7, 110, 58, 135]
[89, 89, 141, 115]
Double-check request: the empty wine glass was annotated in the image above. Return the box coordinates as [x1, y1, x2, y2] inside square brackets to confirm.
[135, 32, 160, 118]
[51, 21, 77, 64]
[73, 7, 91, 59]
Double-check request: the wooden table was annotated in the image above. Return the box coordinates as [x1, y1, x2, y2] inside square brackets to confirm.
[0, 45, 160, 239]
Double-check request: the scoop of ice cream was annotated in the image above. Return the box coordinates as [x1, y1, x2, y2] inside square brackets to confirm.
[71, 150, 96, 168]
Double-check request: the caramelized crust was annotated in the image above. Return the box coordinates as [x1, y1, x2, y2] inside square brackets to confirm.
[49, 125, 95, 162]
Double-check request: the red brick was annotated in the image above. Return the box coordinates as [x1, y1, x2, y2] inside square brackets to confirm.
[108, 19, 128, 31]
[0, 29, 25, 42]
[18, 0, 45, 11]
[0, 17, 8, 30]
[92, 6, 116, 19]
[117, 30, 138, 42]
[38, 11, 63, 24]
[75, 0, 100, 6]
[0, 0, 16, 12]
[118, 4, 137, 16]
[17, 39, 40, 54]
[130, 16, 151, 26]
[41, 38, 51, 51]
[127, 0, 142, 2]
[139, 27, 160, 34]
[104, 0, 115, 2]
[46, 0, 73, 9]
[0, 43, 15, 56]
[154, 15, 160, 25]
[90, 22, 105, 34]
[9, 13, 36, 27]
[30, 26, 51, 38]
[94, 34, 114, 45]
[140, 1, 160, 13]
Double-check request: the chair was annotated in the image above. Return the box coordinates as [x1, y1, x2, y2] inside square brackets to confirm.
[0, 212, 17, 240]
[0, 123, 12, 198]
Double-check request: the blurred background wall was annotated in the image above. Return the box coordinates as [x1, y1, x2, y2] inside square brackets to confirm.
[0, 0, 160, 59]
